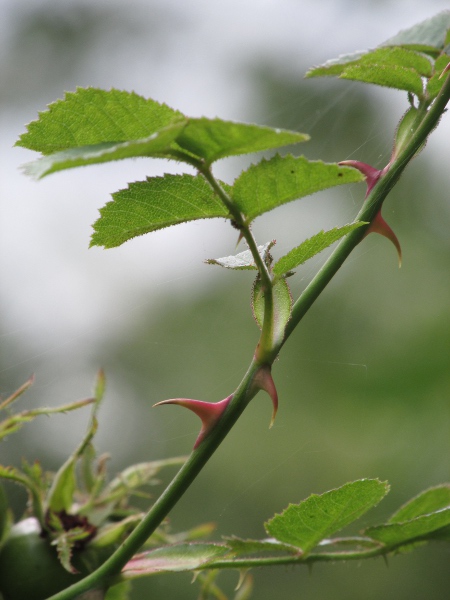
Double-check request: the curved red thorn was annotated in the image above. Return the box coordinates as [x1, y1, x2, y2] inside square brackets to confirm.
[366, 211, 402, 267]
[253, 365, 278, 428]
[153, 395, 232, 448]
[338, 160, 383, 196]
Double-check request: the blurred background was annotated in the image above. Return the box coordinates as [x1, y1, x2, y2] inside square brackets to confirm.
[1, 0, 450, 598]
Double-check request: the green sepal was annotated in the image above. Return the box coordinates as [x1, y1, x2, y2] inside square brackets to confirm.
[273, 222, 367, 277]
[252, 276, 292, 347]
[90, 174, 231, 249]
[231, 155, 364, 223]
[206, 241, 274, 270]
[265, 479, 389, 554]
[0, 464, 46, 526]
[46, 371, 104, 514]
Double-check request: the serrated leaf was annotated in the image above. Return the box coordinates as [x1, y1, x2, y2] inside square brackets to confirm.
[16, 88, 185, 155]
[388, 485, 450, 524]
[231, 155, 364, 223]
[273, 223, 367, 277]
[206, 241, 274, 270]
[121, 543, 229, 578]
[307, 46, 432, 80]
[90, 174, 230, 248]
[23, 122, 187, 179]
[252, 276, 292, 346]
[381, 10, 450, 55]
[365, 507, 450, 548]
[265, 479, 389, 554]
[340, 64, 424, 96]
[176, 118, 308, 165]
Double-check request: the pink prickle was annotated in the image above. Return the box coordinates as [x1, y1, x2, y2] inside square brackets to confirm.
[153, 395, 232, 449]
[252, 365, 278, 427]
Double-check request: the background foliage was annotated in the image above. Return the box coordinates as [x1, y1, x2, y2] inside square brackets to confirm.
[1, 1, 450, 598]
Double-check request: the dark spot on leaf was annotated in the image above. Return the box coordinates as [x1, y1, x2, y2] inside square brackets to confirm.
[338, 173, 343, 177]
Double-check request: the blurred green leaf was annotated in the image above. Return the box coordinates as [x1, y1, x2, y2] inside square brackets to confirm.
[90, 174, 230, 248]
[427, 54, 450, 99]
[231, 155, 364, 222]
[252, 276, 292, 345]
[176, 118, 308, 165]
[23, 122, 186, 179]
[105, 581, 132, 600]
[366, 507, 450, 547]
[0, 485, 12, 549]
[273, 223, 367, 277]
[388, 485, 450, 523]
[16, 88, 185, 154]
[265, 479, 389, 553]
[206, 241, 274, 270]
[381, 10, 450, 55]
[122, 543, 229, 578]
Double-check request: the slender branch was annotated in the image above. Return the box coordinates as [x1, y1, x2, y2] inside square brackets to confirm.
[198, 166, 275, 362]
[45, 71, 450, 600]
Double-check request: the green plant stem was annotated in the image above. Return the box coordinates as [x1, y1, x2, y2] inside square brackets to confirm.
[199, 166, 275, 363]
[46, 73, 450, 600]
[283, 71, 450, 346]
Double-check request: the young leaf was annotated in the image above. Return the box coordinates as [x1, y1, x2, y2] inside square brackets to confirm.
[206, 241, 274, 270]
[252, 276, 292, 346]
[23, 122, 187, 180]
[273, 222, 367, 277]
[121, 543, 229, 578]
[265, 479, 389, 554]
[388, 485, 450, 524]
[175, 118, 308, 165]
[90, 174, 230, 249]
[231, 155, 364, 223]
[365, 507, 450, 548]
[16, 88, 185, 155]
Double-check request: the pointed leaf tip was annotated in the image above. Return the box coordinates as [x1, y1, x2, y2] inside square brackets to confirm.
[154, 396, 232, 448]
[252, 366, 278, 427]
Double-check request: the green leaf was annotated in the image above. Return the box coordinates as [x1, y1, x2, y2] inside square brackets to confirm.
[273, 223, 367, 277]
[121, 543, 229, 578]
[90, 174, 230, 248]
[339, 64, 424, 96]
[381, 10, 450, 55]
[365, 507, 450, 548]
[175, 118, 308, 165]
[307, 46, 432, 80]
[23, 122, 187, 179]
[0, 484, 12, 549]
[231, 155, 364, 223]
[427, 54, 450, 100]
[206, 241, 274, 270]
[388, 485, 450, 524]
[252, 276, 292, 345]
[16, 88, 185, 155]
[265, 479, 389, 554]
